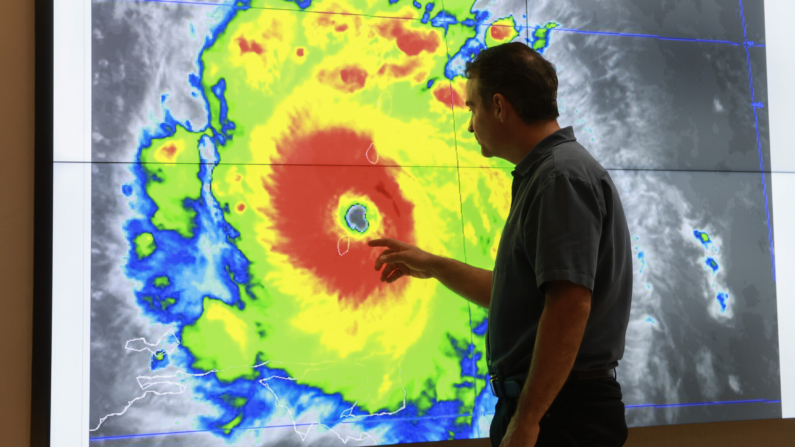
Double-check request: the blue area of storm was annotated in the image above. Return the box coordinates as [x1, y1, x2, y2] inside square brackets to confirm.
[717, 293, 729, 312]
[121, 0, 494, 442]
[211, 78, 236, 145]
[150, 350, 169, 370]
[419, 3, 437, 23]
[693, 229, 713, 250]
[127, 0, 250, 326]
[192, 362, 479, 442]
[449, 335, 481, 385]
[705, 257, 719, 274]
[637, 251, 646, 274]
[430, 10, 460, 34]
[472, 318, 488, 336]
[345, 204, 369, 233]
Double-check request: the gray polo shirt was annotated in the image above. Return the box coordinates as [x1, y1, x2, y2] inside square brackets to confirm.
[487, 126, 632, 378]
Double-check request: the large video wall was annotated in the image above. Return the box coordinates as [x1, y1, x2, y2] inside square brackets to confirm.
[52, 0, 784, 445]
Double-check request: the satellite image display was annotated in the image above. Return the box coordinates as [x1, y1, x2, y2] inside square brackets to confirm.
[87, 0, 780, 444]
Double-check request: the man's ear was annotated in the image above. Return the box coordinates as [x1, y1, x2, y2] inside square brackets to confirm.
[493, 93, 508, 122]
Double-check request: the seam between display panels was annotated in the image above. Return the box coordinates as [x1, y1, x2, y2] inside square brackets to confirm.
[59, 162, 795, 175]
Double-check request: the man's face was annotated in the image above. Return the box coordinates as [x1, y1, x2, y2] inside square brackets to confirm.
[466, 77, 499, 159]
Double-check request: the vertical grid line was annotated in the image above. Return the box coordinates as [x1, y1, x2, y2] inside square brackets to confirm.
[437, 1, 469, 267]
[738, 0, 777, 282]
[524, 0, 531, 45]
[439, 0, 478, 426]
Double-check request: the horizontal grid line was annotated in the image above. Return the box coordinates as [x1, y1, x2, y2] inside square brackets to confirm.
[122, 0, 434, 22]
[87, 397, 782, 441]
[603, 167, 786, 174]
[54, 161, 794, 175]
[91, 398, 778, 441]
[60, 161, 461, 168]
[89, 412, 471, 441]
[121, 0, 760, 47]
[479, 398, 780, 416]
[550, 27, 755, 47]
[625, 398, 781, 409]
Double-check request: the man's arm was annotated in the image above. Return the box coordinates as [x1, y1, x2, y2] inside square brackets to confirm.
[368, 238, 492, 308]
[500, 280, 592, 447]
[428, 254, 493, 309]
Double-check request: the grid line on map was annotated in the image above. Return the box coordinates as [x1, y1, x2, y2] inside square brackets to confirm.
[738, 0, 776, 282]
[86, 397, 782, 441]
[439, 0, 480, 420]
[64, 161, 795, 176]
[118, 0, 763, 47]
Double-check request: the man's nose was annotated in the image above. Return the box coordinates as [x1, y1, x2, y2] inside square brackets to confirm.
[468, 116, 474, 133]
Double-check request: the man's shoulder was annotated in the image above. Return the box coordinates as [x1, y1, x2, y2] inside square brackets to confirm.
[551, 140, 607, 181]
[531, 140, 607, 188]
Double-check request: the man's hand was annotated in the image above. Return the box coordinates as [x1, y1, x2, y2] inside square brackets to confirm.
[368, 238, 493, 307]
[368, 238, 437, 283]
[500, 415, 540, 447]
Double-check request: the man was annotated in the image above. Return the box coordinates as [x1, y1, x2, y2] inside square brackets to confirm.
[369, 42, 632, 446]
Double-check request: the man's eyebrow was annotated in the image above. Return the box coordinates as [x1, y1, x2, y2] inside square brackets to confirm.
[465, 100, 474, 107]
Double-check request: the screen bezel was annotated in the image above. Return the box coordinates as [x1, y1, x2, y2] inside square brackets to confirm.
[31, 0, 54, 444]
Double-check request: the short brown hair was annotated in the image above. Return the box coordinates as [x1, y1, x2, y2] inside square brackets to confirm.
[464, 42, 559, 124]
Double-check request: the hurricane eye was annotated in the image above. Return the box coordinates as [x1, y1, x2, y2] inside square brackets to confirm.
[345, 204, 369, 233]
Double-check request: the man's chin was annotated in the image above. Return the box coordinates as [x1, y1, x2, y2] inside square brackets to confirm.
[480, 146, 493, 158]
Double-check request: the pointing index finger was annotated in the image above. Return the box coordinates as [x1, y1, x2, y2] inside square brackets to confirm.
[368, 238, 397, 249]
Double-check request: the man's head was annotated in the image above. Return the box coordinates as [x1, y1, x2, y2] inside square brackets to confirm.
[464, 42, 559, 160]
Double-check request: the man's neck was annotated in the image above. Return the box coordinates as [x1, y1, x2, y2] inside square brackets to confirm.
[503, 120, 561, 165]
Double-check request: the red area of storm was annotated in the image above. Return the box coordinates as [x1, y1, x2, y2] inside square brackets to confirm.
[318, 65, 368, 92]
[490, 25, 513, 40]
[237, 36, 263, 55]
[265, 122, 415, 305]
[316, 15, 350, 32]
[377, 59, 421, 78]
[160, 144, 178, 160]
[433, 85, 465, 108]
[376, 21, 440, 56]
[340, 67, 368, 89]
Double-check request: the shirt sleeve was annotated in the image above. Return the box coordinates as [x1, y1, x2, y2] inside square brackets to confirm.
[524, 174, 604, 292]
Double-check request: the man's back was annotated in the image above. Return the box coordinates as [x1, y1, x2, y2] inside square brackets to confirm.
[488, 126, 633, 377]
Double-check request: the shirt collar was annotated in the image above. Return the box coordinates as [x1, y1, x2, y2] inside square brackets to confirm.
[512, 126, 577, 177]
